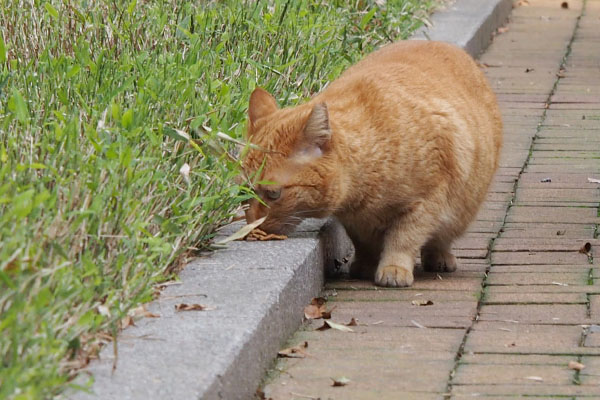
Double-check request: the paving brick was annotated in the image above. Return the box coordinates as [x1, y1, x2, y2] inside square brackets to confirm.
[464, 322, 583, 353]
[485, 271, 589, 286]
[453, 363, 572, 385]
[500, 224, 597, 238]
[494, 237, 600, 252]
[515, 188, 600, 202]
[487, 284, 600, 294]
[579, 356, 600, 386]
[330, 289, 480, 303]
[304, 300, 477, 329]
[452, 383, 600, 397]
[460, 353, 574, 365]
[491, 251, 593, 265]
[483, 291, 587, 304]
[478, 304, 589, 324]
[506, 206, 600, 224]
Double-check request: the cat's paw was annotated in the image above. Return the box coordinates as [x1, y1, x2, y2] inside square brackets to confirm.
[375, 265, 414, 287]
[348, 255, 376, 280]
[422, 251, 457, 273]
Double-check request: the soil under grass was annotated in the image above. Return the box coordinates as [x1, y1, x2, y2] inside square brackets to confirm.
[0, 0, 435, 398]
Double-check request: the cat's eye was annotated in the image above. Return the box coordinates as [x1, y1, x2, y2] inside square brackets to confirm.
[264, 189, 282, 201]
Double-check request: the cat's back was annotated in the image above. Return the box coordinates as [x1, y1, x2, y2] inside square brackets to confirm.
[326, 41, 494, 107]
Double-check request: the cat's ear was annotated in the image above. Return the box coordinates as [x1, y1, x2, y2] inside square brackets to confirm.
[248, 87, 278, 125]
[303, 103, 331, 150]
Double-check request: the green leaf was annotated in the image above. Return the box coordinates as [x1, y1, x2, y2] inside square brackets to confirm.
[122, 108, 134, 129]
[0, 34, 6, 64]
[9, 89, 29, 124]
[127, 0, 137, 15]
[66, 64, 81, 78]
[44, 2, 59, 19]
[360, 7, 377, 30]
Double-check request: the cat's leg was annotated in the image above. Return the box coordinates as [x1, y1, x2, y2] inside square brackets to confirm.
[345, 226, 382, 280]
[375, 204, 436, 287]
[421, 237, 457, 273]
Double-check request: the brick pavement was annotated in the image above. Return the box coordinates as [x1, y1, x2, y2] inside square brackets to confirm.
[262, 0, 600, 398]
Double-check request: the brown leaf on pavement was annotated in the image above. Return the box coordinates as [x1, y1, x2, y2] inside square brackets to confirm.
[331, 376, 351, 387]
[174, 303, 214, 311]
[216, 216, 266, 244]
[120, 315, 135, 329]
[579, 242, 592, 256]
[568, 361, 585, 371]
[278, 341, 309, 358]
[304, 297, 333, 319]
[129, 305, 160, 319]
[561, 1, 569, 8]
[316, 320, 354, 332]
[411, 300, 434, 306]
[346, 317, 358, 326]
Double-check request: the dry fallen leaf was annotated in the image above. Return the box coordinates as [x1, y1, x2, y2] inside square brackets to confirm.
[561, 1, 569, 8]
[411, 320, 426, 329]
[245, 228, 287, 241]
[174, 303, 214, 311]
[411, 300, 434, 306]
[278, 342, 308, 358]
[215, 216, 267, 245]
[524, 376, 544, 382]
[97, 305, 111, 318]
[331, 377, 351, 387]
[317, 320, 354, 332]
[556, 230, 566, 236]
[129, 305, 160, 319]
[579, 242, 592, 256]
[568, 361, 585, 371]
[120, 315, 135, 329]
[304, 297, 332, 320]
[346, 317, 358, 326]
[588, 177, 600, 184]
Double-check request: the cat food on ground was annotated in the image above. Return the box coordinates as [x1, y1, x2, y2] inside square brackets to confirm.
[242, 41, 502, 288]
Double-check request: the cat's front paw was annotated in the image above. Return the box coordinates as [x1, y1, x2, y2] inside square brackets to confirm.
[422, 251, 457, 273]
[375, 265, 414, 287]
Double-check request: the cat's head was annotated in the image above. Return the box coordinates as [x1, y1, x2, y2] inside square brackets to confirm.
[241, 88, 340, 234]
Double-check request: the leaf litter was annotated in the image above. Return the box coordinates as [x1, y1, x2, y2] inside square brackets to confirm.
[411, 299, 434, 306]
[304, 297, 334, 320]
[331, 376, 351, 387]
[579, 242, 592, 257]
[316, 320, 355, 332]
[174, 303, 215, 311]
[215, 216, 266, 244]
[568, 361, 585, 371]
[278, 341, 309, 359]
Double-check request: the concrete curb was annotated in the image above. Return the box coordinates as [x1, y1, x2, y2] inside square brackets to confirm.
[70, 1, 512, 399]
[413, 0, 513, 58]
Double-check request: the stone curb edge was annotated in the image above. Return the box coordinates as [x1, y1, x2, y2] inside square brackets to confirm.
[70, 1, 512, 399]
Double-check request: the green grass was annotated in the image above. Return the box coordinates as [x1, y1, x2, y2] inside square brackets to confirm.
[0, 0, 434, 398]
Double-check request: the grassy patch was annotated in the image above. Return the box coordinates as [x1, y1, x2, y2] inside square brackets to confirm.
[0, 0, 434, 398]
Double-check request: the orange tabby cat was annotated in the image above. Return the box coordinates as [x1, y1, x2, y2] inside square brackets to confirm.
[242, 41, 502, 287]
